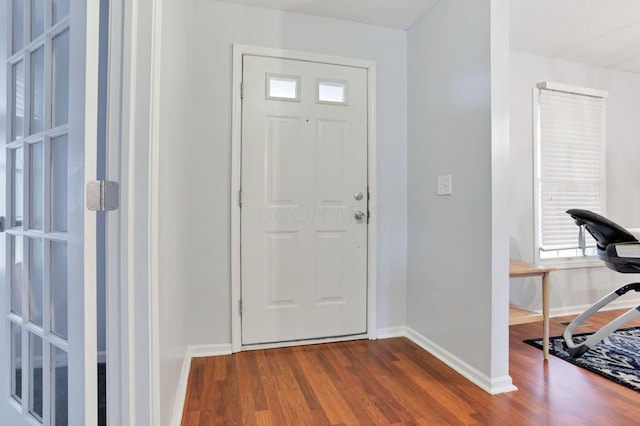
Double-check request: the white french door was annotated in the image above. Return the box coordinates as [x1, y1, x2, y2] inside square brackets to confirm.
[241, 55, 369, 345]
[0, 0, 100, 425]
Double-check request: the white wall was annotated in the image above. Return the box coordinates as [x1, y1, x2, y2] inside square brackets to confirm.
[155, 0, 408, 422]
[407, 0, 511, 388]
[509, 50, 640, 314]
[157, 0, 193, 423]
[178, 0, 408, 343]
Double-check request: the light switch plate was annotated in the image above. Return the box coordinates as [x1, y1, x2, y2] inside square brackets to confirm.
[437, 174, 452, 196]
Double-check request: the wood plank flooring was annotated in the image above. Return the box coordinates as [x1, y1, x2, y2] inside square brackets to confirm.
[182, 310, 640, 425]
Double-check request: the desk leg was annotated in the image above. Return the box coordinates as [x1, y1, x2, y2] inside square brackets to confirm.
[542, 271, 550, 360]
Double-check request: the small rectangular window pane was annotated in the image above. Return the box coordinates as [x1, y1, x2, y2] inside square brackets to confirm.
[52, 29, 70, 127]
[53, 0, 70, 23]
[267, 74, 300, 101]
[12, 60, 25, 140]
[12, 0, 24, 53]
[51, 135, 68, 232]
[30, 142, 44, 230]
[29, 333, 44, 420]
[30, 0, 45, 40]
[12, 147, 24, 228]
[318, 80, 347, 104]
[11, 322, 23, 401]
[30, 46, 45, 135]
[10, 236, 23, 316]
[29, 238, 44, 327]
[52, 347, 68, 426]
[51, 241, 68, 340]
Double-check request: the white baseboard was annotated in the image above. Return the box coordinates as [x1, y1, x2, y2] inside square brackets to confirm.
[404, 327, 516, 395]
[188, 343, 233, 358]
[170, 344, 233, 426]
[170, 354, 193, 426]
[377, 327, 516, 395]
[550, 297, 640, 318]
[376, 326, 407, 339]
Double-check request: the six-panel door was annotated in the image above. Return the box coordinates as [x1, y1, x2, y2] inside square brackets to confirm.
[241, 55, 369, 345]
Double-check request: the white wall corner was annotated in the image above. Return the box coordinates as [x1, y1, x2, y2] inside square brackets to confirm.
[169, 344, 233, 426]
[490, 0, 512, 385]
[405, 327, 517, 395]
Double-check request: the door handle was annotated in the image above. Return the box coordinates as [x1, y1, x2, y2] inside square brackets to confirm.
[354, 210, 366, 221]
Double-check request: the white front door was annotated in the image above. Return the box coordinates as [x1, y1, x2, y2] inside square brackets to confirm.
[241, 55, 369, 345]
[0, 0, 100, 424]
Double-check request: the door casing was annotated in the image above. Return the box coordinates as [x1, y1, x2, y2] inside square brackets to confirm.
[230, 44, 378, 352]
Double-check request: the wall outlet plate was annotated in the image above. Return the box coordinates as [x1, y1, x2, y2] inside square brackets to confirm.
[437, 174, 452, 196]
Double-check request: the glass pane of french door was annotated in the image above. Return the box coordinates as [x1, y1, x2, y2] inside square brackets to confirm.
[0, 0, 100, 424]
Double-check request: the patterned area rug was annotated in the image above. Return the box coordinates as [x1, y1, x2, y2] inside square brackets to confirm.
[524, 326, 640, 393]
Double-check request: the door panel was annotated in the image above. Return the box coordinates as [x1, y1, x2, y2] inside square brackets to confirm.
[1, 0, 100, 424]
[241, 55, 368, 345]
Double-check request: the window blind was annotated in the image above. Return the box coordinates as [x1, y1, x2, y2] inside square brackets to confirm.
[537, 87, 607, 251]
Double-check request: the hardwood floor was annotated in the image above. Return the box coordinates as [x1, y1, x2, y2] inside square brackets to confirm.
[182, 310, 640, 425]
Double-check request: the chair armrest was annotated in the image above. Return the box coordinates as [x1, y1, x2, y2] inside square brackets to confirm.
[615, 242, 640, 258]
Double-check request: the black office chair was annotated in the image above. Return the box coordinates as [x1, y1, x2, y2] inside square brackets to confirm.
[563, 209, 640, 358]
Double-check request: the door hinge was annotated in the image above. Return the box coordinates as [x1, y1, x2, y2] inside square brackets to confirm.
[239, 189, 242, 207]
[239, 299, 243, 316]
[240, 82, 244, 99]
[86, 180, 119, 212]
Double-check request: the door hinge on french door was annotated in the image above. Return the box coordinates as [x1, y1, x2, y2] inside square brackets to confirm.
[239, 189, 242, 207]
[239, 299, 243, 316]
[86, 180, 120, 211]
[240, 82, 244, 99]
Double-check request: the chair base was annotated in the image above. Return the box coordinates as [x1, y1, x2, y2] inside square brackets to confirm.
[563, 282, 640, 358]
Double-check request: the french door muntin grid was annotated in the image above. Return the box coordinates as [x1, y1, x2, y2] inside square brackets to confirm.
[5, 0, 70, 424]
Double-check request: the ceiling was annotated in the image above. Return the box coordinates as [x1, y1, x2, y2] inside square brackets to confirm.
[510, 0, 640, 75]
[215, 0, 440, 29]
[217, 0, 640, 74]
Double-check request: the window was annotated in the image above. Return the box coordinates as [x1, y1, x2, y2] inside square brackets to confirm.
[266, 74, 300, 101]
[317, 79, 347, 104]
[534, 82, 608, 261]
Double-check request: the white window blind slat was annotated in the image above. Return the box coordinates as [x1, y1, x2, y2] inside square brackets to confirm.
[536, 86, 606, 253]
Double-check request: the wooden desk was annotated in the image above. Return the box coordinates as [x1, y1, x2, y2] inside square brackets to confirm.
[509, 259, 555, 360]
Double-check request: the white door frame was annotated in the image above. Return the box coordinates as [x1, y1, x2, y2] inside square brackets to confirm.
[102, 0, 162, 424]
[230, 44, 378, 352]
